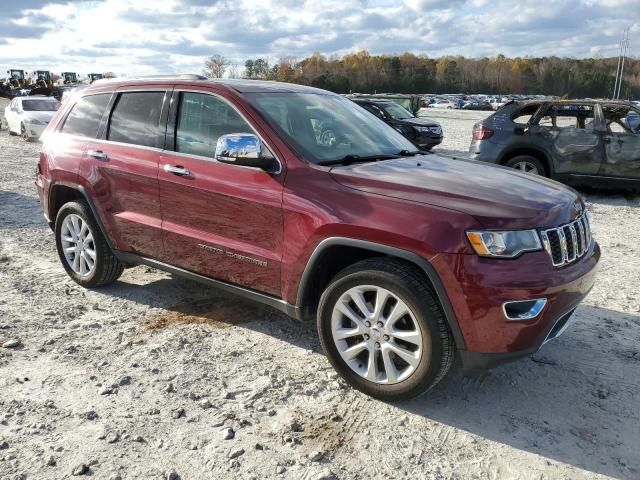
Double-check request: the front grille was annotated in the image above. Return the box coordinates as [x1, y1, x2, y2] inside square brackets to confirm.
[540, 212, 592, 267]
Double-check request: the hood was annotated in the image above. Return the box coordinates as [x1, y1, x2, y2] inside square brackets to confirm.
[329, 154, 584, 230]
[395, 117, 441, 127]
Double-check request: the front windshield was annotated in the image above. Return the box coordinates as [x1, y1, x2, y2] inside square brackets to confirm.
[10, 70, 24, 80]
[247, 93, 417, 164]
[22, 99, 60, 111]
[380, 102, 414, 120]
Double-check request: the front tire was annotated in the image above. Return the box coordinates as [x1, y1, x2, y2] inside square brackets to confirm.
[317, 258, 454, 400]
[55, 201, 124, 288]
[20, 122, 29, 141]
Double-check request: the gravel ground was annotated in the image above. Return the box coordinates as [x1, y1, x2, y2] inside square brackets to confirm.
[1, 99, 639, 480]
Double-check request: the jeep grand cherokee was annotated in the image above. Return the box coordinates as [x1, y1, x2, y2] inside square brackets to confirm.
[35, 76, 600, 400]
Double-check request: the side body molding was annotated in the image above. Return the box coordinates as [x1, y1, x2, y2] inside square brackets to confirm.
[296, 237, 467, 350]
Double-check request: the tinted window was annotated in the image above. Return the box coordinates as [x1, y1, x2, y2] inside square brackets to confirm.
[61, 94, 111, 138]
[108, 92, 165, 148]
[176, 92, 252, 158]
[22, 99, 60, 111]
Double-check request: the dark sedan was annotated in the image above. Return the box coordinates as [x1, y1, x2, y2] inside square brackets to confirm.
[469, 99, 640, 187]
[352, 99, 443, 150]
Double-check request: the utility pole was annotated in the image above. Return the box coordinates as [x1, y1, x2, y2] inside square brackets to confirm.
[613, 35, 623, 99]
[614, 29, 630, 100]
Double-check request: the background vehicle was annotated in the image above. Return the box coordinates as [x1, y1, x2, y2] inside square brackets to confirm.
[462, 100, 493, 111]
[346, 94, 422, 115]
[28, 70, 54, 96]
[470, 100, 640, 186]
[4, 96, 60, 140]
[1, 69, 29, 98]
[37, 77, 599, 400]
[623, 112, 640, 133]
[59, 72, 79, 84]
[430, 100, 458, 109]
[88, 73, 104, 83]
[353, 99, 443, 149]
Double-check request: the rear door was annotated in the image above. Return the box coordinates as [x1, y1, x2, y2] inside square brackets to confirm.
[529, 103, 603, 175]
[53, 93, 113, 192]
[600, 104, 640, 179]
[80, 88, 170, 257]
[157, 88, 284, 296]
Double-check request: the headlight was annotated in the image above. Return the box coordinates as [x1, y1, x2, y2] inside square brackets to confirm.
[466, 230, 542, 258]
[27, 118, 45, 125]
[414, 126, 442, 135]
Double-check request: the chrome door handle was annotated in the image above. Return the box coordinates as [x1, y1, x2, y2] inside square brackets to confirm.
[164, 164, 192, 176]
[87, 150, 108, 161]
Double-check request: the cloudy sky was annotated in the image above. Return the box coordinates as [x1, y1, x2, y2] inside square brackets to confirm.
[1, 0, 638, 77]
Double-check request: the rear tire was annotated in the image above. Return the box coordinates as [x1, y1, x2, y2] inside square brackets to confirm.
[317, 258, 454, 401]
[55, 201, 124, 288]
[504, 155, 547, 176]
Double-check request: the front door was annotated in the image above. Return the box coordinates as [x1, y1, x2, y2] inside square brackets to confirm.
[158, 90, 284, 297]
[600, 104, 640, 179]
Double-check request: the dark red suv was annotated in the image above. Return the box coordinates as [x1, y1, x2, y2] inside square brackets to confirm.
[35, 76, 600, 400]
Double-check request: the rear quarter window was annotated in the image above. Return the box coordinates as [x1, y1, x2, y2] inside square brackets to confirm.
[61, 93, 112, 138]
[512, 104, 540, 125]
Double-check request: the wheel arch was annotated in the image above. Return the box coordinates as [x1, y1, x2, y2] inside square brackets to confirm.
[48, 183, 114, 250]
[296, 237, 466, 350]
[498, 147, 553, 176]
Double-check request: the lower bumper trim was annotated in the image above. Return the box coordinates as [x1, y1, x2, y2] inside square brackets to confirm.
[460, 308, 578, 374]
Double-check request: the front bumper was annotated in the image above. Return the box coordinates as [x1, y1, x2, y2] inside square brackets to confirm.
[432, 241, 600, 370]
[416, 134, 443, 150]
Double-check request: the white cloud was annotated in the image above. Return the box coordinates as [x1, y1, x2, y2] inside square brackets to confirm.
[0, 0, 637, 76]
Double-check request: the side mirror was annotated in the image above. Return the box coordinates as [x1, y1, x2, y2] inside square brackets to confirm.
[215, 133, 277, 171]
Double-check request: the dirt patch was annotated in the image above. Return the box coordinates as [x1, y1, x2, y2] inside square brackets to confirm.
[145, 297, 266, 330]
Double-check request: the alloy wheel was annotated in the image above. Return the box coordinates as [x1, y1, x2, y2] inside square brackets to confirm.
[514, 161, 539, 174]
[330, 285, 424, 384]
[60, 214, 96, 276]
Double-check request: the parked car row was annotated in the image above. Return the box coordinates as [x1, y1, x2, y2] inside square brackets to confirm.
[422, 93, 557, 111]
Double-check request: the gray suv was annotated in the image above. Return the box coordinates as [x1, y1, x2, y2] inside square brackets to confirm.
[469, 100, 640, 187]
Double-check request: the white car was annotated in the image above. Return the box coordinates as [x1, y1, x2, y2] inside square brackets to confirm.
[430, 100, 458, 109]
[4, 96, 60, 140]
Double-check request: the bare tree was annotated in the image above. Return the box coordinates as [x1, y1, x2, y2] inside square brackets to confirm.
[203, 54, 230, 78]
[228, 64, 240, 79]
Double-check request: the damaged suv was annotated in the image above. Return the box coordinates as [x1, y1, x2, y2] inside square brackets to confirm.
[470, 100, 640, 186]
[36, 77, 599, 400]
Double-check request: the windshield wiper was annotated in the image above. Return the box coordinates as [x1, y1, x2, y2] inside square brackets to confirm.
[317, 154, 400, 166]
[397, 150, 421, 156]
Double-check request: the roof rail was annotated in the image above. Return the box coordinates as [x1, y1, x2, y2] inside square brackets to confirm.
[92, 74, 208, 84]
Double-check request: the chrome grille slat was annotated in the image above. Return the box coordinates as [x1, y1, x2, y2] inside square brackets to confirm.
[568, 224, 578, 261]
[541, 212, 591, 268]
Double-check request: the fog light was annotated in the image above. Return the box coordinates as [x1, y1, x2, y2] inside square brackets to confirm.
[502, 299, 547, 321]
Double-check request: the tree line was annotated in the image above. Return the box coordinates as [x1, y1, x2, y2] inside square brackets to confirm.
[203, 52, 640, 99]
